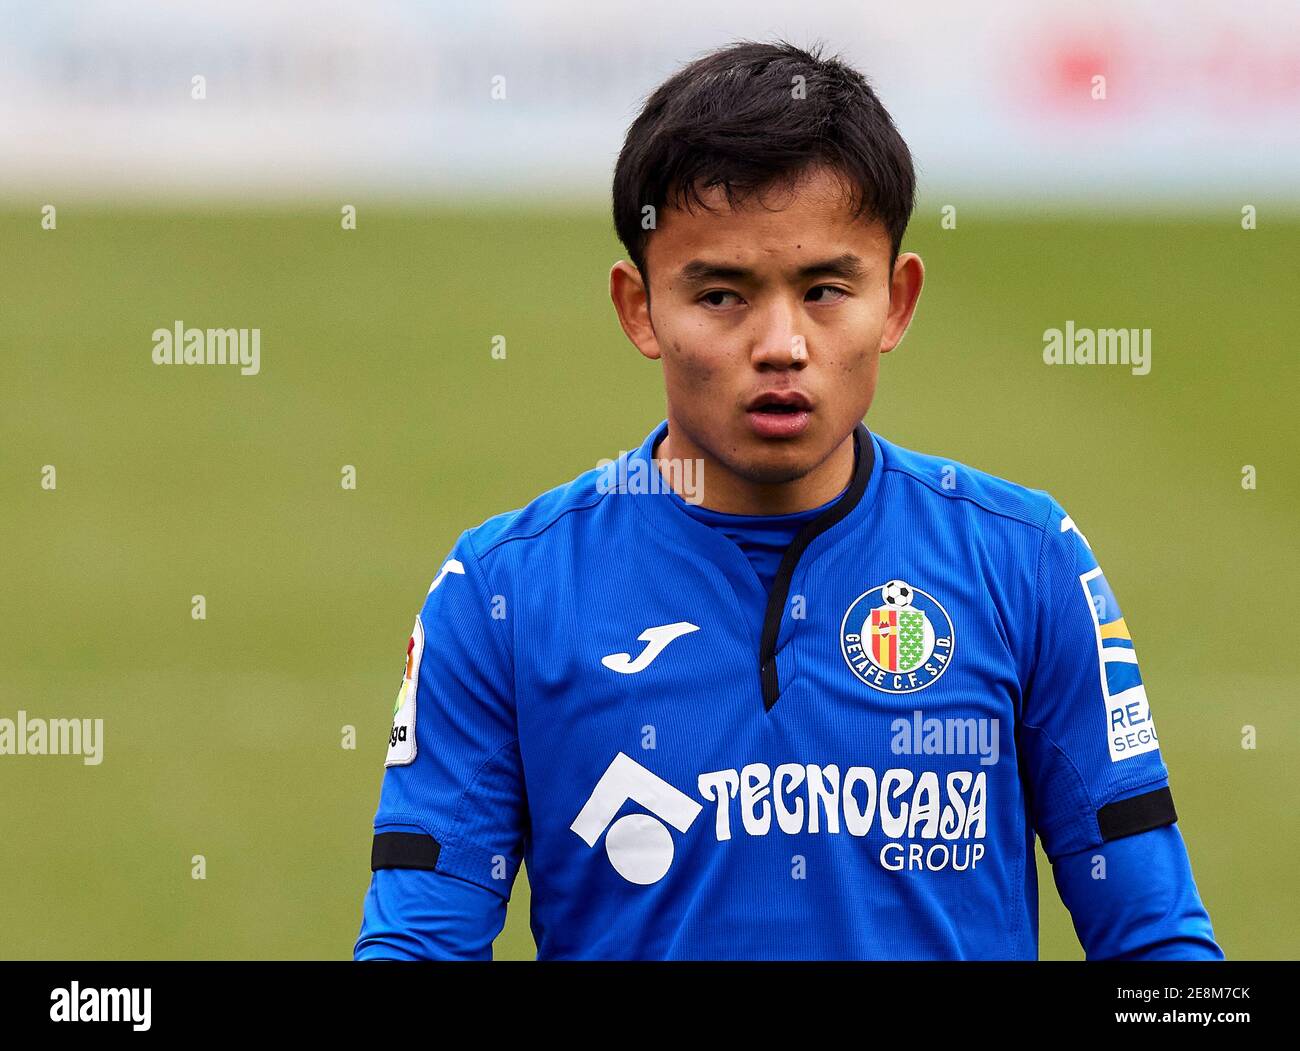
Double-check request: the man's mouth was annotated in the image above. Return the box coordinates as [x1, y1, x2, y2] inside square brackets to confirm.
[745, 392, 814, 438]
[747, 391, 813, 413]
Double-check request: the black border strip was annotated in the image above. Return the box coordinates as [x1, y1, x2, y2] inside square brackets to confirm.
[760, 423, 874, 711]
[1097, 786, 1178, 842]
[371, 831, 442, 871]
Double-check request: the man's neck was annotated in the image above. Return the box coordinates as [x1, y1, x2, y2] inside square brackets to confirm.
[655, 421, 856, 516]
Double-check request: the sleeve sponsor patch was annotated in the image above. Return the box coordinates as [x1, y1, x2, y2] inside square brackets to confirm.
[1079, 566, 1159, 762]
[385, 616, 423, 767]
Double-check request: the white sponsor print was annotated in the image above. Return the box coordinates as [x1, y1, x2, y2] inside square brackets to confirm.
[570, 752, 703, 884]
[573, 753, 988, 884]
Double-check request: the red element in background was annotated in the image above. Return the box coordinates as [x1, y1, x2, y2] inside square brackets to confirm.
[1014, 23, 1136, 121]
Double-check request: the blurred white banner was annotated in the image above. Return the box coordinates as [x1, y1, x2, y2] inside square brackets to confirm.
[1, 0, 1296, 203]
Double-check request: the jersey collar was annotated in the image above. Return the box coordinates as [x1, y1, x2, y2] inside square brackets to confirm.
[621, 418, 881, 710]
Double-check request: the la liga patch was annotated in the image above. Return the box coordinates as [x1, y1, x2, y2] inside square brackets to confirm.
[386, 616, 424, 766]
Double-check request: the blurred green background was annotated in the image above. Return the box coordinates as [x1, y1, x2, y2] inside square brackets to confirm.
[0, 205, 1295, 959]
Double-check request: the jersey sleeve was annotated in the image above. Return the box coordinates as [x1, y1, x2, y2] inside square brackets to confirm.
[1019, 500, 1176, 862]
[354, 866, 506, 960]
[362, 529, 526, 929]
[1049, 824, 1223, 959]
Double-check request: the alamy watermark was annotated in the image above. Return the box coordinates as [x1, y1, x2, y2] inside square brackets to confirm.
[1043, 321, 1151, 375]
[0, 710, 104, 765]
[890, 710, 999, 766]
[50, 982, 150, 1030]
[596, 453, 705, 504]
[152, 320, 261, 375]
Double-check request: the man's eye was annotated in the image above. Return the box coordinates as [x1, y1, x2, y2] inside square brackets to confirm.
[699, 290, 742, 308]
[807, 285, 850, 303]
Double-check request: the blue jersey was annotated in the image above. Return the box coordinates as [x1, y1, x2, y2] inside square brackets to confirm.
[355, 419, 1220, 960]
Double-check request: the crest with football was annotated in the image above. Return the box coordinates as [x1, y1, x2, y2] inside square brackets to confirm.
[839, 578, 955, 693]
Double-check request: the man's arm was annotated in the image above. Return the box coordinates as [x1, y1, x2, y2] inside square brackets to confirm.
[353, 532, 526, 960]
[1020, 500, 1222, 960]
[355, 867, 505, 960]
[1049, 821, 1222, 960]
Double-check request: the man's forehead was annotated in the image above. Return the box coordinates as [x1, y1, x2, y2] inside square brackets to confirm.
[647, 178, 889, 275]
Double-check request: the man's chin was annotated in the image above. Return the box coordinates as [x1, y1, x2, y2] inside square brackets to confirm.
[725, 434, 828, 486]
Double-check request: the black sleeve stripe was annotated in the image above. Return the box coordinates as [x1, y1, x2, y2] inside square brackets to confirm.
[1097, 786, 1178, 842]
[371, 831, 442, 871]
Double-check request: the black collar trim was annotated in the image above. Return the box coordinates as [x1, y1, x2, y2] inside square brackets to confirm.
[759, 422, 873, 711]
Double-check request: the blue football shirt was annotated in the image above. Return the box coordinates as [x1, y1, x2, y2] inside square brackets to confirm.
[668, 466, 843, 594]
[355, 419, 1220, 959]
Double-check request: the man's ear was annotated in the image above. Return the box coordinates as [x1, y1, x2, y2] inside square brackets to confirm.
[610, 260, 663, 361]
[880, 252, 925, 354]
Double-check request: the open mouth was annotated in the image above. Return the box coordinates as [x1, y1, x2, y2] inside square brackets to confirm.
[747, 391, 813, 413]
[745, 392, 813, 437]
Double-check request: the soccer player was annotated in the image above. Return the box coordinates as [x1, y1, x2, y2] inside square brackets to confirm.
[353, 40, 1222, 960]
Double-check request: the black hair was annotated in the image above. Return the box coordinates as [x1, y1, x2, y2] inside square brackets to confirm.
[612, 39, 916, 288]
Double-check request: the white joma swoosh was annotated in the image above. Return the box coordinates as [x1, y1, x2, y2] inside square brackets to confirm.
[601, 622, 700, 674]
[428, 559, 465, 593]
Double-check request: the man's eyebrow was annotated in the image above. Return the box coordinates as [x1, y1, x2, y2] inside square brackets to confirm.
[677, 260, 752, 284]
[676, 253, 869, 285]
[797, 253, 870, 281]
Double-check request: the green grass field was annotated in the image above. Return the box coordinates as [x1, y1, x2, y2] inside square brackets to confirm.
[0, 205, 1295, 959]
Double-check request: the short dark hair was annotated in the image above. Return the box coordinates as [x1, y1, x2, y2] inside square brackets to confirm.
[612, 39, 916, 288]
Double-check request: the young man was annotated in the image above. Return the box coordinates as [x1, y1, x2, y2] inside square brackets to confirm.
[354, 41, 1222, 960]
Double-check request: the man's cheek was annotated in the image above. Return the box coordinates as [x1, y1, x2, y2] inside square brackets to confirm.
[822, 340, 876, 381]
[667, 341, 723, 385]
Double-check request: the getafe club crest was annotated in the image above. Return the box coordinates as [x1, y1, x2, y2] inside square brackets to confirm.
[840, 580, 955, 693]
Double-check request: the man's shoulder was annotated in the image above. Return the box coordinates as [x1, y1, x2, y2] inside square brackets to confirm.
[456, 450, 623, 565]
[873, 431, 1064, 535]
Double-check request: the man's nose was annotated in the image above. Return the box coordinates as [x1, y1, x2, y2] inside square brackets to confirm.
[750, 298, 807, 368]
